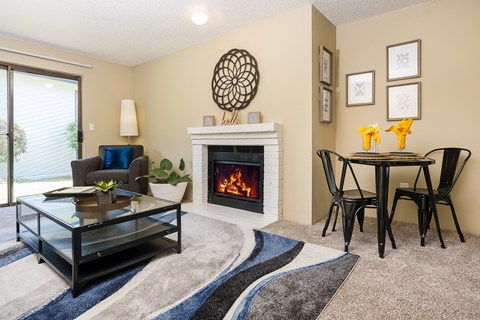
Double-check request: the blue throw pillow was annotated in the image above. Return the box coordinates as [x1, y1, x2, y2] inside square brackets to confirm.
[103, 147, 133, 169]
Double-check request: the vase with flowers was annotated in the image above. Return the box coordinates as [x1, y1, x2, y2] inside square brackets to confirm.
[358, 123, 381, 152]
[385, 118, 413, 152]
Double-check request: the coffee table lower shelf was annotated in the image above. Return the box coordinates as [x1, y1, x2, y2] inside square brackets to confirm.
[36, 236, 179, 296]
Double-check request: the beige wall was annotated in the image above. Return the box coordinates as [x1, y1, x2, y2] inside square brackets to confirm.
[134, 5, 323, 224]
[336, 0, 480, 235]
[0, 36, 134, 157]
[311, 9, 336, 223]
[2, 0, 478, 234]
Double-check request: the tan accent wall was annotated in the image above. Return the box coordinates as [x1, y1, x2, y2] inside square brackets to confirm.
[0, 36, 134, 157]
[311, 9, 336, 224]
[134, 5, 325, 224]
[336, 0, 480, 235]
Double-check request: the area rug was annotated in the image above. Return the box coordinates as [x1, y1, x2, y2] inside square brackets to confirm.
[0, 213, 359, 320]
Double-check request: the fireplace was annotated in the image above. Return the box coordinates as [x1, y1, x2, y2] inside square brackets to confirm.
[188, 123, 282, 220]
[208, 146, 264, 213]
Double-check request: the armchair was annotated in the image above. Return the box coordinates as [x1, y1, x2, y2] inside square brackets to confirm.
[71, 145, 149, 194]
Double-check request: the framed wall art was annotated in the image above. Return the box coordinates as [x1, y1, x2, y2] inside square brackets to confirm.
[319, 46, 333, 86]
[387, 39, 421, 81]
[387, 82, 421, 121]
[320, 86, 333, 123]
[346, 70, 375, 107]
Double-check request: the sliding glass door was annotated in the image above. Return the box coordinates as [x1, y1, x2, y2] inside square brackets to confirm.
[0, 65, 81, 205]
[0, 67, 8, 204]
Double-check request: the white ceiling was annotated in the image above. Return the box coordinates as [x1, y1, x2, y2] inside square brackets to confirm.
[0, 0, 431, 66]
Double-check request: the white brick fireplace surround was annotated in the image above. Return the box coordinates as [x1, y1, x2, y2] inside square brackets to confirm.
[187, 123, 283, 227]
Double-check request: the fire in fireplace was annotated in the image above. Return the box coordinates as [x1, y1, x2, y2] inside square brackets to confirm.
[208, 146, 264, 213]
[215, 162, 260, 199]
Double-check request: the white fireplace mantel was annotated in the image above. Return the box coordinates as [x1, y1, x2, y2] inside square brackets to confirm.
[188, 122, 281, 142]
[188, 123, 283, 220]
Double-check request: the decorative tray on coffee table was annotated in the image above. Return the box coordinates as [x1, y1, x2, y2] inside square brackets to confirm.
[73, 195, 133, 213]
[43, 186, 96, 198]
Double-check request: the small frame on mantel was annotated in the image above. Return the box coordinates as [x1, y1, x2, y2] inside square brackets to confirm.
[203, 115, 215, 126]
[247, 112, 261, 124]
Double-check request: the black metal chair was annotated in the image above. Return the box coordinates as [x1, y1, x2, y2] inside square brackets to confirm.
[389, 147, 471, 246]
[317, 149, 394, 252]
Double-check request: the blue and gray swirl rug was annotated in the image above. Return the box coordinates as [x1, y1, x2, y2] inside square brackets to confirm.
[0, 213, 359, 319]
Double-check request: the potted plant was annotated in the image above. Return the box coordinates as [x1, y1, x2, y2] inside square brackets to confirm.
[94, 180, 120, 205]
[136, 158, 191, 202]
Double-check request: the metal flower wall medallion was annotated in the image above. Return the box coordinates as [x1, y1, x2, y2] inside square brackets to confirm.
[211, 48, 260, 111]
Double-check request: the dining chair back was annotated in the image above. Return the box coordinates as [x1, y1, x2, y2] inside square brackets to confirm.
[389, 147, 471, 245]
[317, 149, 379, 252]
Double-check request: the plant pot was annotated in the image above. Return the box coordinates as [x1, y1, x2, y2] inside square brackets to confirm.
[149, 182, 188, 203]
[96, 189, 117, 205]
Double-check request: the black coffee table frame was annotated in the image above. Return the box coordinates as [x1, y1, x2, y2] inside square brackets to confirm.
[16, 190, 181, 297]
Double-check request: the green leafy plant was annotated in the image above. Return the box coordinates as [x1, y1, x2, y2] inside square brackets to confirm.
[94, 180, 120, 192]
[0, 119, 27, 164]
[136, 158, 191, 186]
[65, 122, 78, 151]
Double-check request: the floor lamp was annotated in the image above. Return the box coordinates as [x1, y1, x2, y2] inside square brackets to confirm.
[120, 99, 138, 144]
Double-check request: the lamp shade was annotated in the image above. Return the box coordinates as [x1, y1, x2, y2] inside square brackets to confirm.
[120, 99, 138, 137]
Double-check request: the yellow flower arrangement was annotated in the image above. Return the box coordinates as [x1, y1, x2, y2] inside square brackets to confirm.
[385, 118, 413, 150]
[358, 123, 381, 151]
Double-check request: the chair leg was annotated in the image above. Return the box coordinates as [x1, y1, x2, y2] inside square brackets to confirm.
[386, 216, 397, 249]
[331, 204, 339, 232]
[322, 202, 335, 237]
[426, 207, 432, 230]
[418, 198, 429, 247]
[342, 203, 356, 252]
[357, 208, 365, 232]
[447, 197, 465, 242]
[389, 192, 401, 224]
[431, 204, 446, 249]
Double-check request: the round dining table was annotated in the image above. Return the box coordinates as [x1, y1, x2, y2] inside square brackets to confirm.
[348, 155, 443, 258]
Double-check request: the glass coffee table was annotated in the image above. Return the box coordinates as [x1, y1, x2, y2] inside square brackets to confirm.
[16, 189, 181, 297]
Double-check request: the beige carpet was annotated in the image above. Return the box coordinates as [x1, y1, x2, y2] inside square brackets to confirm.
[262, 216, 480, 320]
[3, 205, 479, 319]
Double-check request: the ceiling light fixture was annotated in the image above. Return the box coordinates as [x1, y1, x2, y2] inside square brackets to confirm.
[191, 10, 208, 26]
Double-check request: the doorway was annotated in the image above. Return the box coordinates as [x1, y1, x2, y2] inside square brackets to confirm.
[0, 64, 81, 205]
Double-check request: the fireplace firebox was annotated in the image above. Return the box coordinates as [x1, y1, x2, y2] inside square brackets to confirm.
[208, 146, 264, 213]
